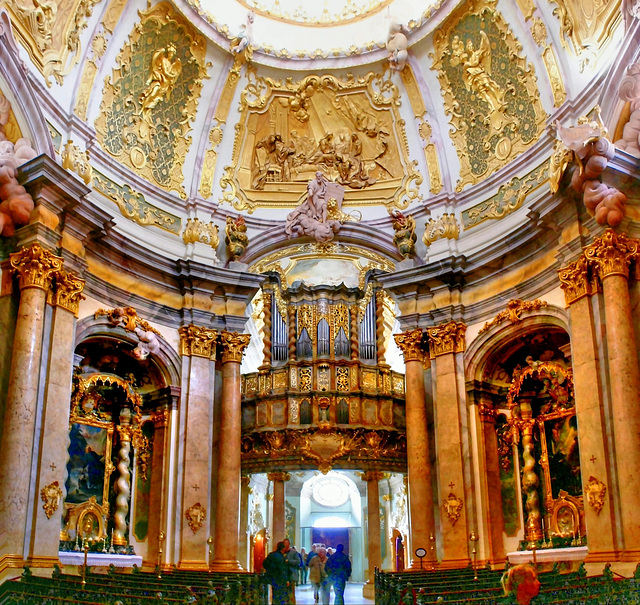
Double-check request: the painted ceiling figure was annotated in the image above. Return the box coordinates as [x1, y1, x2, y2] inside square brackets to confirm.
[139, 44, 182, 126]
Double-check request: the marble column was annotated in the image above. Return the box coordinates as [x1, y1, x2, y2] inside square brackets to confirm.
[238, 476, 251, 570]
[29, 269, 85, 565]
[147, 402, 172, 569]
[474, 398, 506, 566]
[177, 325, 218, 570]
[210, 331, 251, 571]
[558, 255, 617, 560]
[584, 230, 640, 560]
[268, 472, 290, 544]
[393, 330, 436, 568]
[362, 471, 384, 597]
[0, 243, 63, 560]
[426, 321, 470, 568]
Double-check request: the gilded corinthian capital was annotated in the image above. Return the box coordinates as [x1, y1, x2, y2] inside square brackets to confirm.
[10, 243, 63, 291]
[360, 470, 385, 482]
[267, 472, 291, 482]
[584, 229, 639, 279]
[52, 269, 86, 316]
[219, 331, 251, 363]
[426, 321, 466, 358]
[179, 325, 218, 359]
[394, 329, 425, 362]
[558, 256, 591, 306]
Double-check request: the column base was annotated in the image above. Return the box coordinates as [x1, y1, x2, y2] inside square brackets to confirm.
[585, 550, 620, 563]
[620, 548, 640, 562]
[363, 581, 375, 598]
[438, 558, 471, 570]
[209, 559, 243, 572]
[176, 560, 210, 571]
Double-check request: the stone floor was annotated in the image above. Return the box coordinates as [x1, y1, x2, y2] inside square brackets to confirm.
[293, 582, 374, 605]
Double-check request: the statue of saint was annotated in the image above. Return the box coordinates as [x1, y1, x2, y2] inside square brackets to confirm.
[139, 44, 182, 126]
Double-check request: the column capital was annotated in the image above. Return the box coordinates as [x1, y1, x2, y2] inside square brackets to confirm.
[558, 255, 592, 306]
[360, 471, 385, 482]
[477, 402, 496, 423]
[10, 243, 63, 292]
[50, 269, 86, 316]
[394, 329, 425, 362]
[151, 407, 170, 428]
[427, 320, 466, 358]
[179, 325, 217, 359]
[219, 331, 251, 363]
[267, 471, 291, 482]
[241, 476, 251, 488]
[584, 229, 639, 280]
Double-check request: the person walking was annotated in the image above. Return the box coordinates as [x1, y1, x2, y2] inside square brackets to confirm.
[306, 544, 319, 600]
[308, 546, 330, 605]
[262, 542, 289, 605]
[284, 541, 301, 604]
[299, 548, 308, 585]
[325, 544, 351, 605]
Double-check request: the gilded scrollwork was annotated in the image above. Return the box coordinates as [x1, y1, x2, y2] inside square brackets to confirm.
[585, 476, 606, 515]
[442, 492, 464, 526]
[431, 0, 546, 191]
[61, 140, 92, 185]
[199, 121, 225, 199]
[185, 502, 206, 533]
[182, 218, 220, 252]
[40, 481, 63, 519]
[479, 299, 548, 334]
[220, 70, 421, 212]
[93, 171, 181, 234]
[8, 0, 101, 86]
[461, 163, 548, 230]
[558, 256, 592, 306]
[95, 2, 209, 197]
[51, 269, 86, 316]
[423, 213, 459, 247]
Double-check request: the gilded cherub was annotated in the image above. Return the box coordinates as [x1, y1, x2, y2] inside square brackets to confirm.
[225, 215, 249, 260]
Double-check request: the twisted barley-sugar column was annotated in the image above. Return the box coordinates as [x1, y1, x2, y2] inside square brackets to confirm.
[0, 244, 63, 558]
[349, 305, 359, 360]
[393, 329, 436, 568]
[288, 305, 297, 362]
[210, 331, 250, 571]
[114, 408, 132, 546]
[261, 291, 272, 368]
[427, 321, 470, 568]
[362, 470, 384, 597]
[558, 255, 617, 560]
[519, 401, 543, 547]
[267, 471, 290, 543]
[584, 230, 640, 559]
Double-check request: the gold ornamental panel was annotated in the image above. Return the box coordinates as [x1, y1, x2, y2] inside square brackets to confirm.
[95, 2, 209, 198]
[220, 69, 421, 212]
[431, 0, 546, 191]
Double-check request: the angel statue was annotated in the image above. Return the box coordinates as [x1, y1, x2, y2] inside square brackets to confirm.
[387, 20, 408, 72]
[139, 44, 182, 127]
[451, 31, 514, 137]
[229, 11, 254, 62]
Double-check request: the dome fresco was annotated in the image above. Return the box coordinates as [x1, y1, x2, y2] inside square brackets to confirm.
[0, 0, 631, 276]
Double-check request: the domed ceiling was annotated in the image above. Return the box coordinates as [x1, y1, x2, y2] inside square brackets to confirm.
[0, 0, 629, 277]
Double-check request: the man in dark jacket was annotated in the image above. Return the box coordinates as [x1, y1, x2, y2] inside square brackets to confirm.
[324, 544, 351, 605]
[263, 542, 289, 605]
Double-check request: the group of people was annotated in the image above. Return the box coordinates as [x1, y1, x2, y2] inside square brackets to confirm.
[262, 539, 352, 605]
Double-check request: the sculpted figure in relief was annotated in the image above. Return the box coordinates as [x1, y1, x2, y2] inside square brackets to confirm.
[387, 20, 408, 72]
[139, 44, 182, 127]
[0, 93, 37, 237]
[285, 172, 346, 243]
[451, 31, 516, 137]
[229, 11, 254, 61]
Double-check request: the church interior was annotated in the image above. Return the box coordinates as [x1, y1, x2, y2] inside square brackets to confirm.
[0, 0, 640, 602]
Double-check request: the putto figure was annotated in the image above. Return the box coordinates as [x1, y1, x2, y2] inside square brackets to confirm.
[387, 20, 408, 72]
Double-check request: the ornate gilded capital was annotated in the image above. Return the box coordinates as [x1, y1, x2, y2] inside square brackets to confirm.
[360, 471, 385, 482]
[52, 269, 86, 316]
[151, 408, 170, 428]
[179, 325, 218, 359]
[10, 244, 63, 292]
[478, 403, 496, 423]
[427, 321, 466, 358]
[219, 331, 251, 363]
[584, 229, 639, 280]
[558, 256, 592, 306]
[267, 471, 291, 483]
[394, 329, 425, 362]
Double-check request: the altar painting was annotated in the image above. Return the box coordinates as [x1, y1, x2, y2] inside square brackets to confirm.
[543, 414, 581, 499]
[65, 423, 109, 505]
